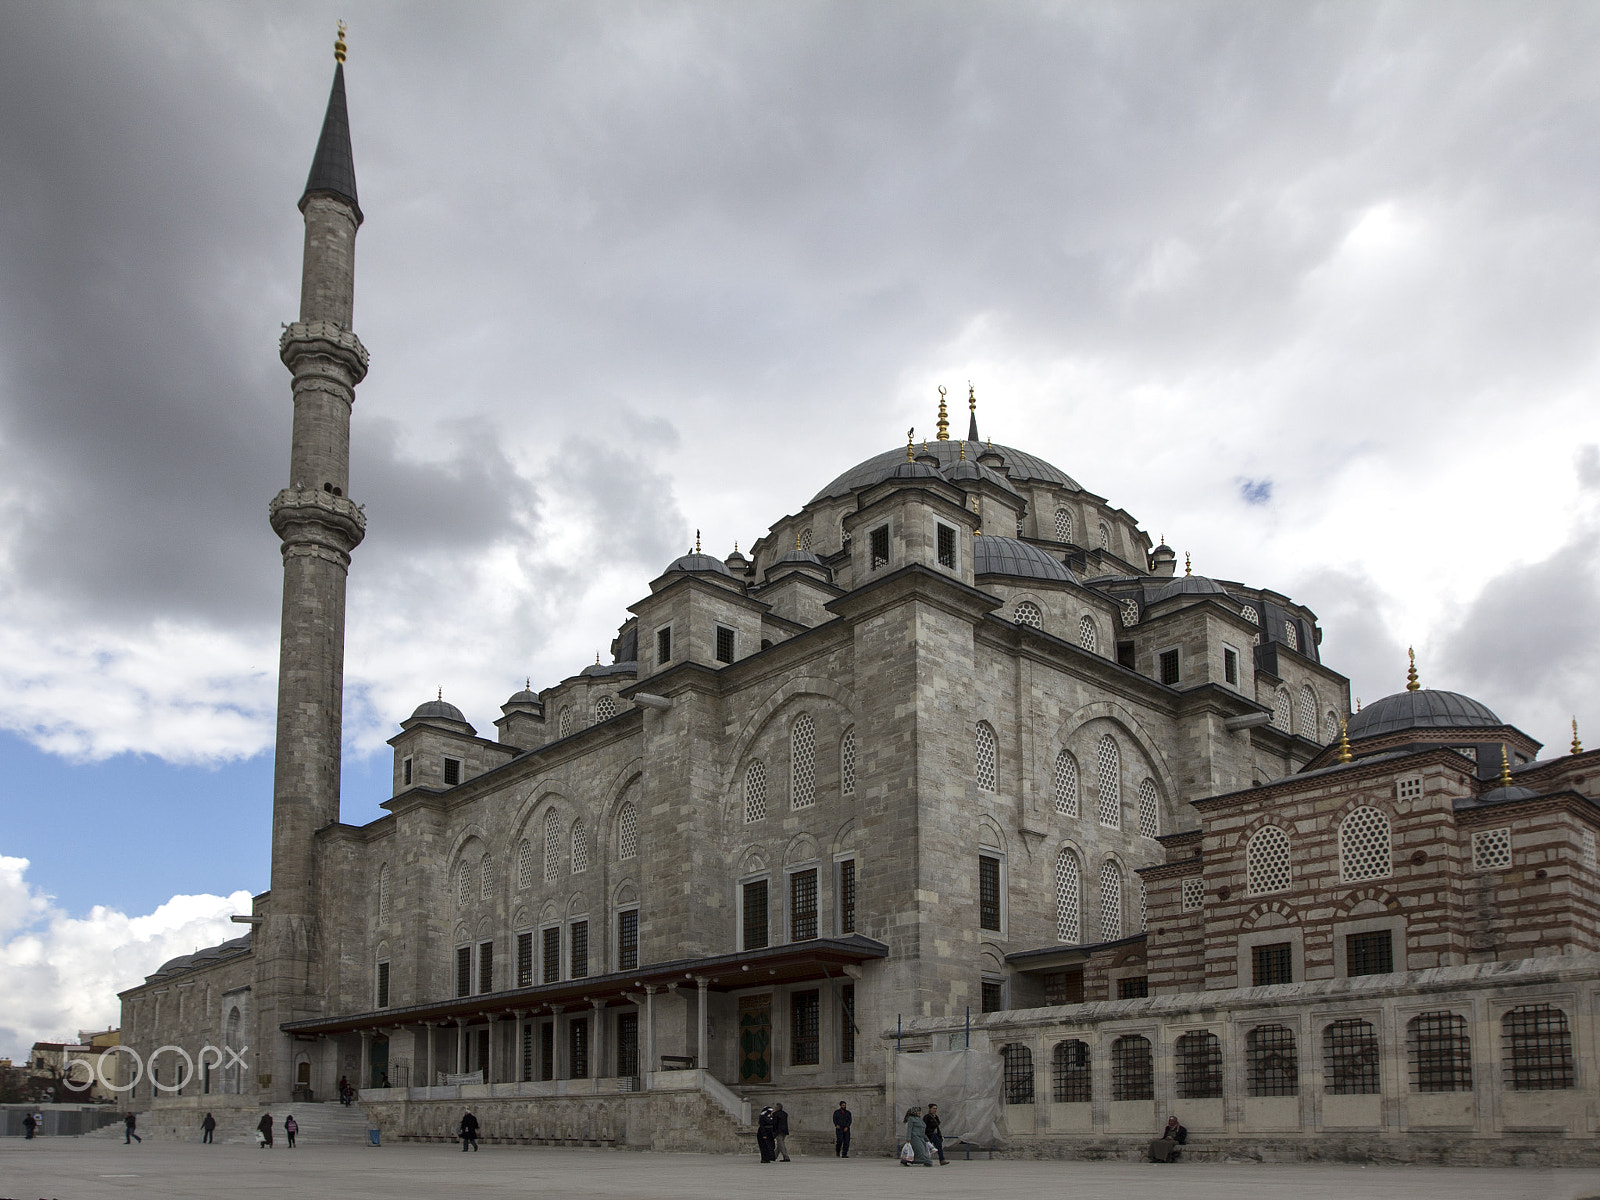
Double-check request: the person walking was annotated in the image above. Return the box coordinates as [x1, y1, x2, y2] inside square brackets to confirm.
[123, 1112, 141, 1145]
[338, 1075, 352, 1106]
[832, 1100, 852, 1157]
[22, 1112, 37, 1140]
[923, 1103, 949, 1165]
[284, 1114, 299, 1148]
[257, 1112, 274, 1148]
[901, 1107, 932, 1167]
[755, 1105, 776, 1162]
[459, 1108, 479, 1151]
[772, 1102, 791, 1162]
[200, 1112, 216, 1144]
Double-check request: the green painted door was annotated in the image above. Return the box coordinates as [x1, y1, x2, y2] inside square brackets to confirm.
[738, 995, 771, 1083]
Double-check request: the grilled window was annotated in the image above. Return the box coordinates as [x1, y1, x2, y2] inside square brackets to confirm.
[521, 1022, 534, 1082]
[1246, 825, 1291, 895]
[516, 931, 533, 988]
[617, 909, 639, 971]
[1247, 1025, 1298, 1096]
[455, 945, 472, 998]
[1472, 827, 1512, 870]
[569, 1017, 589, 1080]
[1111, 1035, 1153, 1100]
[1054, 508, 1073, 541]
[869, 525, 890, 570]
[444, 757, 461, 786]
[1323, 1019, 1379, 1095]
[1339, 806, 1392, 882]
[981, 979, 1004, 1013]
[1298, 685, 1317, 737]
[559, 708, 573, 738]
[478, 941, 494, 994]
[1325, 710, 1341, 743]
[1503, 1004, 1575, 1090]
[617, 803, 638, 860]
[378, 863, 391, 924]
[937, 523, 956, 568]
[792, 713, 816, 809]
[540, 1022, 554, 1082]
[1014, 600, 1042, 628]
[616, 1011, 639, 1077]
[1099, 859, 1123, 941]
[1002, 1044, 1035, 1104]
[1159, 649, 1180, 685]
[1117, 976, 1148, 999]
[838, 859, 857, 934]
[1252, 942, 1293, 986]
[1096, 520, 1111, 550]
[656, 626, 671, 664]
[457, 862, 472, 909]
[1053, 750, 1079, 816]
[1137, 779, 1159, 838]
[1052, 1039, 1091, 1102]
[516, 839, 534, 889]
[975, 722, 997, 791]
[1224, 647, 1238, 685]
[791, 990, 820, 1065]
[402, 756, 412, 786]
[1284, 620, 1299, 651]
[1272, 688, 1292, 731]
[1242, 604, 1260, 626]
[1346, 930, 1393, 977]
[542, 926, 561, 984]
[595, 695, 617, 722]
[376, 961, 390, 1009]
[743, 879, 769, 950]
[840, 727, 857, 796]
[1078, 615, 1097, 652]
[571, 820, 589, 874]
[1175, 1030, 1222, 1098]
[1053, 850, 1080, 943]
[1044, 969, 1084, 1006]
[790, 869, 818, 941]
[840, 984, 856, 1063]
[1181, 877, 1204, 911]
[1121, 598, 1139, 627]
[543, 810, 561, 883]
[979, 855, 1002, 931]
[480, 853, 494, 900]
[570, 921, 588, 980]
[1096, 736, 1121, 827]
[715, 625, 735, 664]
[744, 761, 768, 822]
[1408, 1012, 1471, 1093]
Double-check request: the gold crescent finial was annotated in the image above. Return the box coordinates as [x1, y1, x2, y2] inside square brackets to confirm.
[596, 651, 601, 666]
[1406, 646, 1420, 691]
[525, 677, 531, 690]
[1573, 718, 1583, 755]
[1184, 552, 1192, 576]
[959, 443, 966, 461]
[936, 386, 950, 441]
[907, 428, 915, 461]
[695, 529, 701, 553]
[733, 540, 739, 553]
[968, 381, 977, 412]
[1356, 696, 1362, 712]
[1499, 743, 1514, 788]
[335, 21, 348, 63]
[437, 685, 442, 701]
[1337, 717, 1352, 764]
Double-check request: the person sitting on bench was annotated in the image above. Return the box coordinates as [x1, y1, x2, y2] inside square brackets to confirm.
[1148, 1115, 1187, 1162]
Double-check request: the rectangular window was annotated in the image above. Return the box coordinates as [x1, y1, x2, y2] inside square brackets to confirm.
[569, 1018, 589, 1080]
[840, 984, 856, 1064]
[869, 525, 890, 570]
[714, 625, 735, 664]
[1043, 969, 1084, 1006]
[540, 1022, 554, 1082]
[1224, 647, 1238, 686]
[1472, 827, 1513, 870]
[1116, 640, 1136, 670]
[981, 978, 1005, 1013]
[1252, 942, 1294, 986]
[1159, 649, 1180, 686]
[936, 523, 955, 568]
[570, 920, 589, 980]
[443, 757, 461, 787]
[376, 961, 390, 1009]
[521, 1023, 534, 1082]
[1397, 776, 1423, 800]
[517, 931, 533, 989]
[478, 940, 494, 994]
[617, 909, 639, 971]
[1346, 930, 1393, 977]
[790, 869, 818, 942]
[791, 990, 820, 1065]
[455, 945, 471, 998]
[743, 880, 770, 950]
[838, 859, 857, 935]
[656, 626, 671, 665]
[402, 757, 412, 786]
[1117, 976, 1149, 999]
[979, 855, 1001, 932]
[617, 1010, 640, 1077]
[542, 926, 561, 984]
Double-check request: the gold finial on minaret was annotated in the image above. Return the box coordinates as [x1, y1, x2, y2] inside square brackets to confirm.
[936, 386, 950, 440]
[1337, 717, 1352, 764]
[907, 427, 915, 461]
[695, 529, 701, 553]
[733, 540, 738, 553]
[334, 21, 348, 63]
[1184, 552, 1192, 576]
[1356, 696, 1362, 712]
[596, 651, 601, 666]
[959, 443, 966, 461]
[437, 686, 442, 701]
[968, 381, 977, 414]
[796, 530, 803, 551]
[1573, 718, 1583, 755]
[525, 677, 531, 690]
[1499, 744, 1514, 788]
[1406, 646, 1420, 691]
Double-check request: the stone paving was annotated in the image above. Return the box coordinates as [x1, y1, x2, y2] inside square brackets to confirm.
[2, 1141, 1599, 1200]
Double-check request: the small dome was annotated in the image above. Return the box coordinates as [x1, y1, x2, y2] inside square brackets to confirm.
[505, 687, 539, 706]
[974, 536, 1077, 583]
[581, 660, 638, 677]
[1346, 690, 1502, 740]
[773, 548, 824, 567]
[887, 459, 944, 483]
[409, 697, 467, 724]
[666, 552, 736, 578]
[1146, 575, 1232, 605]
[1150, 543, 1176, 560]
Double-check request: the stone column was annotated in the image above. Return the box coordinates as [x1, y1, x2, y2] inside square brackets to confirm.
[455, 1018, 468, 1076]
[425, 1024, 435, 1089]
[485, 1016, 496, 1085]
[359, 1030, 372, 1092]
[644, 987, 657, 1086]
[696, 977, 709, 1071]
[591, 1000, 608, 1081]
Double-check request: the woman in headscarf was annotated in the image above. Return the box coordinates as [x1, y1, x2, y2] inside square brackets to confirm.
[902, 1107, 932, 1166]
[256, 1111, 274, 1148]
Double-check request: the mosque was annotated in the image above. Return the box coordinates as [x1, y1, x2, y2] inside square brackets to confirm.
[117, 37, 1600, 1162]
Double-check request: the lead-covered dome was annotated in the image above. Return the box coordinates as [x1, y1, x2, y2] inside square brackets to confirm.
[665, 552, 735, 578]
[975, 536, 1077, 583]
[812, 440, 1078, 503]
[1345, 690, 1502, 740]
[1146, 575, 1232, 605]
[409, 697, 467, 724]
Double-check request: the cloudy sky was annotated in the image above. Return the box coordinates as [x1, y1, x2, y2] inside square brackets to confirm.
[2, 1, 1599, 1056]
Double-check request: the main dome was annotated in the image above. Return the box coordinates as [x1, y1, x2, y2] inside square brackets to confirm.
[1345, 689, 1502, 740]
[811, 440, 1080, 503]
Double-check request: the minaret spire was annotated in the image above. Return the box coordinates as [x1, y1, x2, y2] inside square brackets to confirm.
[967, 382, 979, 442]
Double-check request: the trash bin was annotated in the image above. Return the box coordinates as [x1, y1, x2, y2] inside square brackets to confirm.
[368, 1128, 381, 1146]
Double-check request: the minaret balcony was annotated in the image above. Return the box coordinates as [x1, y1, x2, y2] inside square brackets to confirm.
[279, 319, 369, 383]
[269, 485, 367, 553]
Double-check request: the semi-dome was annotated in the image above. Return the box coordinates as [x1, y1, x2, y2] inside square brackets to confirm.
[813, 439, 1079, 503]
[665, 552, 736, 578]
[946, 457, 1021, 496]
[1146, 575, 1232, 605]
[1346, 690, 1502, 740]
[975, 536, 1077, 583]
[409, 697, 467, 724]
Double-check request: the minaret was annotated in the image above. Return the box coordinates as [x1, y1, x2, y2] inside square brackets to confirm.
[259, 26, 368, 1102]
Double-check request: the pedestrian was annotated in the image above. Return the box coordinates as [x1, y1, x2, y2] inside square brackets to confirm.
[901, 1107, 932, 1167]
[285, 1114, 299, 1148]
[22, 1111, 37, 1140]
[123, 1112, 142, 1145]
[755, 1105, 776, 1162]
[832, 1100, 852, 1158]
[459, 1108, 479, 1152]
[1148, 1115, 1188, 1162]
[772, 1102, 791, 1162]
[924, 1102, 949, 1165]
[257, 1112, 274, 1149]
[338, 1075, 351, 1106]
[200, 1112, 216, 1144]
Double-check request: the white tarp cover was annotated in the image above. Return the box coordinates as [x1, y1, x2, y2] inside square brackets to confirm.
[891, 1048, 1003, 1146]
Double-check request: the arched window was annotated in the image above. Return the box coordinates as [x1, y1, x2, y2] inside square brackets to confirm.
[1324, 710, 1340, 743]
[558, 708, 573, 738]
[1054, 849, 1080, 943]
[1053, 750, 1078, 817]
[1137, 876, 1148, 931]
[1078, 615, 1097, 653]
[1297, 685, 1316, 737]
[1052, 1039, 1091, 1102]
[840, 727, 856, 796]
[516, 840, 533, 890]
[617, 803, 638, 860]
[1014, 601, 1042, 628]
[1502, 1004, 1575, 1090]
[1246, 825, 1291, 895]
[1283, 620, 1299, 651]
[975, 722, 997, 792]
[1339, 806, 1392, 882]
[479, 852, 494, 900]
[1096, 736, 1121, 828]
[543, 810, 561, 883]
[1323, 1019, 1380, 1095]
[1097, 520, 1111, 550]
[1241, 604, 1260, 626]
[1247, 1025, 1298, 1096]
[791, 713, 816, 809]
[595, 695, 617, 723]
[1272, 689, 1292, 732]
[456, 861, 472, 909]
[1111, 1035, 1152, 1100]
[1054, 509, 1073, 542]
[1174, 1030, 1223, 1098]
[1120, 598, 1139, 627]
[1408, 1012, 1471, 1093]
[1136, 779, 1159, 838]
[378, 864, 391, 924]
[799, 528, 813, 551]
[1001, 1044, 1034, 1104]
[1099, 859, 1123, 941]
[571, 820, 589, 874]
[744, 761, 768, 823]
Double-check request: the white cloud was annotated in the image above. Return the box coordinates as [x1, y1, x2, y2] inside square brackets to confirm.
[0, 856, 252, 1060]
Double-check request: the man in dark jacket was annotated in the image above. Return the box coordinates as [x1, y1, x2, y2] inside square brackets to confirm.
[123, 1112, 141, 1144]
[756, 1105, 776, 1162]
[256, 1112, 274, 1148]
[772, 1102, 791, 1161]
[1149, 1115, 1187, 1162]
[924, 1103, 949, 1165]
[459, 1108, 479, 1151]
[201, 1112, 216, 1143]
[22, 1112, 37, 1139]
[832, 1100, 851, 1157]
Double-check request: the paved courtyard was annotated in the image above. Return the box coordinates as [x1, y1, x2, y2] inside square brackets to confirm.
[2, 1141, 1598, 1200]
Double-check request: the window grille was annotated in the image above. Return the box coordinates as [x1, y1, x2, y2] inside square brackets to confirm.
[1585, 829, 1597, 871]
[979, 855, 1002, 931]
[1052, 1039, 1092, 1101]
[838, 859, 857, 934]
[656, 626, 671, 664]
[841, 984, 856, 1063]
[1097, 520, 1111, 550]
[376, 961, 390, 1009]
[1118, 975, 1148, 999]
[570, 920, 588, 980]
[744, 761, 768, 822]
[1096, 736, 1121, 827]
[457, 862, 472, 909]
[1044, 970, 1083, 1005]
[1284, 620, 1299, 650]
[617, 909, 638, 971]
[559, 709, 573, 738]
[799, 528, 813, 552]
[715, 625, 735, 664]
[1472, 827, 1512, 870]
[1111, 1035, 1153, 1100]
[790, 868, 818, 941]
[937, 523, 956, 568]
[1408, 1011, 1471, 1092]
[1121, 598, 1139, 627]
[1078, 615, 1097, 652]
[543, 810, 561, 882]
[378, 864, 391, 924]
[1181, 877, 1204, 911]
[1346, 930, 1393, 976]
[840, 727, 856, 796]
[1246, 825, 1291, 895]
[981, 979, 1004, 1013]
[403, 756, 412, 786]
[569, 1018, 589, 1080]
[521, 1023, 534, 1082]
[1324, 710, 1340, 742]
[1222, 647, 1238, 685]
[1055, 509, 1073, 542]
[540, 1022, 554, 1082]
[975, 722, 998, 791]
[1503, 1004, 1575, 1090]
[870, 525, 890, 570]
[444, 757, 461, 786]
[455, 945, 471, 998]
[516, 840, 533, 889]
[1014, 600, 1042, 628]
[743, 879, 769, 950]
[1054, 850, 1080, 942]
[1002, 1044, 1035, 1104]
[1247, 1025, 1298, 1096]
[571, 820, 589, 874]
[791, 990, 820, 1065]
[1298, 686, 1316, 737]
[1396, 776, 1422, 801]
[1137, 779, 1160, 838]
[792, 714, 817, 808]
[617, 803, 638, 860]
[1272, 689, 1291, 732]
[1175, 1030, 1223, 1098]
[1052, 750, 1079, 816]
[517, 931, 533, 988]
[1339, 806, 1391, 882]
[1159, 648, 1179, 685]
[617, 1011, 640, 1077]
[1252, 942, 1293, 986]
[541, 926, 560, 983]
[1099, 859, 1123, 941]
[1137, 877, 1148, 931]
[595, 695, 616, 722]
[478, 940, 494, 994]
[1324, 1019, 1379, 1094]
[1242, 604, 1260, 625]
[480, 853, 494, 900]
